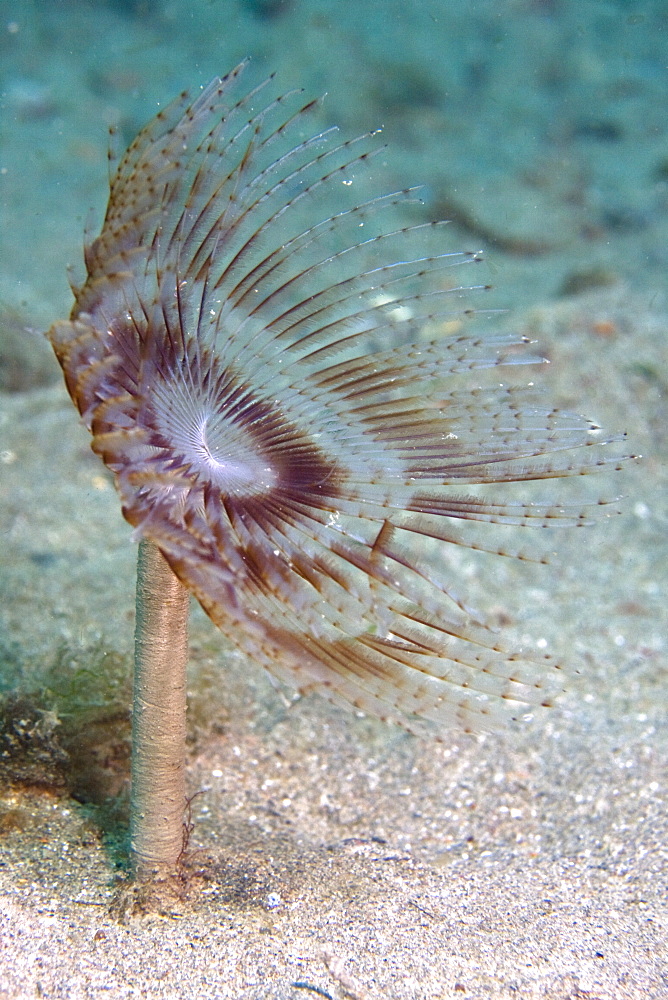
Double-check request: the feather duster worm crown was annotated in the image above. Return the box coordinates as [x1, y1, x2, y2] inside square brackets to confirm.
[48, 62, 626, 735]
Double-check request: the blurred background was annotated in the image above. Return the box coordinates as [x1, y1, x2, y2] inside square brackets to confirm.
[0, 8, 666, 994]
[0, 0, 665, 822]
[1, 0, 667, 329]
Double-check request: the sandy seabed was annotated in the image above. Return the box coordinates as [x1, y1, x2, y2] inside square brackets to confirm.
[1, 3, 667, 994]
[0, 288, 665, 999]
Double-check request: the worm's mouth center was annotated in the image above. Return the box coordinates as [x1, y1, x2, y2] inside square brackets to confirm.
[146, 362, 280, 498]
[143, 356, 345, 505]
[190, 415, 278, 494]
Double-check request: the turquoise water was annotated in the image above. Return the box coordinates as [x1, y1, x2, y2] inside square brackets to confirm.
[0, 6, 666, 994]
[0, 0, 665, 727]
[1, 0, 665, 720]
[1, 0, 667, 326]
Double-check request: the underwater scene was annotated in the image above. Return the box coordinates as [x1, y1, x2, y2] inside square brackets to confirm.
[0, 1, 666, 997]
